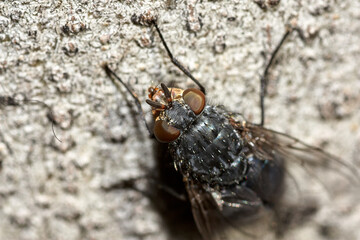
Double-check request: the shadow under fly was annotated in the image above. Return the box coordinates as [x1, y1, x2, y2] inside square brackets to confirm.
[103, 19, 359, 240]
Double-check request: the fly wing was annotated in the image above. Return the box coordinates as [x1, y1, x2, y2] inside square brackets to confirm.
[184, 178, 271, 240]
[236, 121, 359, 196]
[185, 119, 359, 240]
[185, 179, 225, 240]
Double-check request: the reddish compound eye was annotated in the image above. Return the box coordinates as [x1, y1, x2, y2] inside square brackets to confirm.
[154, 120, 181, 143]
[183, 88, 205, 115]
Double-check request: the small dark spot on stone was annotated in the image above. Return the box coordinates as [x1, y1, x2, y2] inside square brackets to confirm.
[62, 42, 79, 57]
[131, 11, 157, 27]
[254, 0, 267, 9]
[254, 0, 280, 10]
[61, 25, 70, 35]
[63, 72, 70, 79]
[319, 224, 338, 238]
[267, 0, 280, 7]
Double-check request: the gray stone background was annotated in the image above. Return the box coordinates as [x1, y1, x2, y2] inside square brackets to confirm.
[0, 0, 359, 239]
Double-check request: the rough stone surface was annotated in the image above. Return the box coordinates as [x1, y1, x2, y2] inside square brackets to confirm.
[0, 1, 359, 240]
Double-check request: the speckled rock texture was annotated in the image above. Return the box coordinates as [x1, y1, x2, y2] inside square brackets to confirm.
[0, 1, 359, 240]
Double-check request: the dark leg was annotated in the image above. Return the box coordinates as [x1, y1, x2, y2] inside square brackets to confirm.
[103, 64, 153, 136]
[152, 21, 206, 94]
[1, 94, 61, 142]
[156, 181, 187, 201]
[101, 175, 187, 201]
[29, 99, 62, 143]
[260, 27, 306, 126]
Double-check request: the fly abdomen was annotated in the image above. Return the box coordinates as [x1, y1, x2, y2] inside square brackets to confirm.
[243, 156, 284, 203]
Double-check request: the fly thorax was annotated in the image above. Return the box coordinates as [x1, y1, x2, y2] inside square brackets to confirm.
[170, 106, 248, 185]
[164, 101, 197, 130]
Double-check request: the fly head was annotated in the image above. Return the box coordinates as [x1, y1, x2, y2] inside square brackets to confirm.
[146, 83, 206, 143]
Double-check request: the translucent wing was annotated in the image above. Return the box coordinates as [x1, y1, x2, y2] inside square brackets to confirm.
[184, 178, 272, 240]
[235, 121, 360, 198]
[184, 119, 359, 240]
[185, 179, 225, 240]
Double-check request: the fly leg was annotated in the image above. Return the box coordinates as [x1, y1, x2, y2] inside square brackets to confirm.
[154, 180, 188, 201]
[259, 26, 306, 126]
[103, 64, 153, 137]
[151, 21, 206, 94]
[101, 176, 152, 197]
[0, 94, 61, 142]
[101, 174, 187, 201]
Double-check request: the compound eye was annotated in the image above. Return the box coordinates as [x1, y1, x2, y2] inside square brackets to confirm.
[183, 88, 205, 115]
[154, 120, 180, 143]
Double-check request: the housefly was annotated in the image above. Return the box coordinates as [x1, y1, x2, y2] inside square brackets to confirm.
[103, 19, 359, 240]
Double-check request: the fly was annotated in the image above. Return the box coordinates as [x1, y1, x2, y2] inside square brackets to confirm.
[103, 18, 359, 240]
